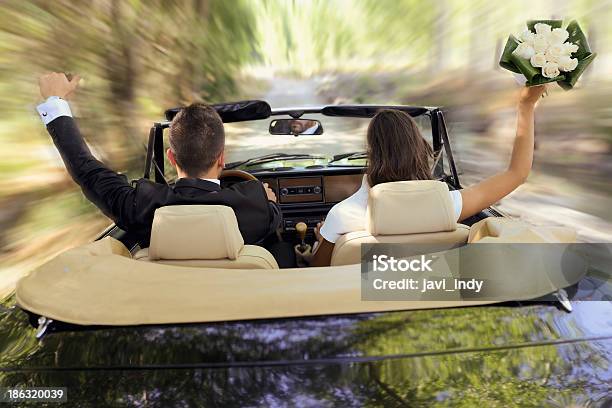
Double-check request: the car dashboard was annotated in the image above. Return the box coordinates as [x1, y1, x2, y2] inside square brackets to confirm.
[227, 165, 496, 244]
[225, 167, 365, 239]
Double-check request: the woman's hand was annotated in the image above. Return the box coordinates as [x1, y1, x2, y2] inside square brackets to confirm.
[307, 221, 334, 267]
[314, 221, 324, 242]
[518, 85, 547, 107]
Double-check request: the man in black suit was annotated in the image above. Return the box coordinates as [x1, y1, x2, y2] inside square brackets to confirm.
[37, 72, 284, 259]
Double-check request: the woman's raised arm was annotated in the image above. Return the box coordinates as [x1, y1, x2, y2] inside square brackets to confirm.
[458, 85, 547, 221]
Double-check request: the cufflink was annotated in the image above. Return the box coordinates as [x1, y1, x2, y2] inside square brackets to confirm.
[42, 112, 48, 117]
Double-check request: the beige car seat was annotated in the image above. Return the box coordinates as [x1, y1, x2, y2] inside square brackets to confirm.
[134, 205, 278, 269]
[330, 180, 470, 266]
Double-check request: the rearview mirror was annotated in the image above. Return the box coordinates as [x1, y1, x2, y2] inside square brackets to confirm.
[269, 119, 323, 136]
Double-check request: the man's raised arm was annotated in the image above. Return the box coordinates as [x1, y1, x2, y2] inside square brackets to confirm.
[37, 73, 137, 229]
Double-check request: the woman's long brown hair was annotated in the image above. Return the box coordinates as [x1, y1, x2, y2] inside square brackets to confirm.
[366, 109, 433, 187]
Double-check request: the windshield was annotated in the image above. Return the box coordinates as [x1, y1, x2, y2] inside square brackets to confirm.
[222, 112, 433, 168]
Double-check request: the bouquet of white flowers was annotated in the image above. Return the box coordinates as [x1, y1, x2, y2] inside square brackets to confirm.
[499, 19, 596, 89]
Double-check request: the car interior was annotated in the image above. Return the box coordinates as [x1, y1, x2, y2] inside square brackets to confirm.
[102, 101, 501, 268]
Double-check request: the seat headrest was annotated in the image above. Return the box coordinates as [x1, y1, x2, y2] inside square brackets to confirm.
[366, 180, 457, 235]
[149, 205, 244, 261]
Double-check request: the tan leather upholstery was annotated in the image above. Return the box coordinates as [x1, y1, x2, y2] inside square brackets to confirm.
[468, 217, 577, 243]
[331, 227, 470, 266]
[16, 218, 582, 325]
[331, 181, 469, 266]
[149, 205, 244, 260]
[134, 205, 278, 269]
[134, 246, 278, 269]
[366, 180, 457, 235]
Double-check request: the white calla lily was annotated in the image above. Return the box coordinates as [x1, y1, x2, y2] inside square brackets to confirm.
[513, 42, 536, 60]
[530, 53, 547, 68]
[533, 34, 549, 53]
[542, 61, 561, 78]
[563, 42, 579, 55]
[550, 28, 569, 44]
[520, 29, 536, 46]
[534, 23, 552, 36]
[558, 56, 579, 72]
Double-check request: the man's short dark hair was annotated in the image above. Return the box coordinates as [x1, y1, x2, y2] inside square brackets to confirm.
[169, 103, 225, 177]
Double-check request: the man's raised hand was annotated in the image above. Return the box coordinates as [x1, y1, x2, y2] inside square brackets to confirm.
[39, 72, 81, 100]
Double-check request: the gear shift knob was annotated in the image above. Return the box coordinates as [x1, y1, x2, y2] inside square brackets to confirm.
[296, 222, 307, 244]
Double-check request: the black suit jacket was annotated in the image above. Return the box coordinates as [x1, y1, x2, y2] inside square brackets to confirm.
[46, 116, 281, 247]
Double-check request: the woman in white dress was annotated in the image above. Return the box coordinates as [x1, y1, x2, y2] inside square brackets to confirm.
[310, 85, 547, 266]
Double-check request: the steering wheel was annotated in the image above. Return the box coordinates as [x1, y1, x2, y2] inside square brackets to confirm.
[220, 169, 257, 182]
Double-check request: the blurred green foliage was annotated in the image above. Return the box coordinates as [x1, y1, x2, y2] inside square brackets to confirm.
[0, 0, 260, 293]
[0, 0, 256, 156]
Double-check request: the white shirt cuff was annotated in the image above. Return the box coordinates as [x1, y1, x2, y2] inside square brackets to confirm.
[449, 189, 463, 221]
[36, 96, 72, 125]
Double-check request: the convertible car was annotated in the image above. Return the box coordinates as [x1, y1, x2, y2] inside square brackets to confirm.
[1, 101, 611, 406]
